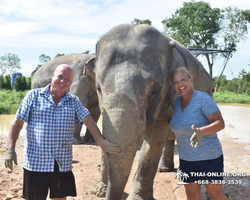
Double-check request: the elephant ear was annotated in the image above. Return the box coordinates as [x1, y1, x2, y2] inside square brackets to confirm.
[146, 40, 189, 128]
[168, 40, 192, 101]
[169, 40, 188, 74]
[83, 57, 96, 80]
[169, 41, 214, 95]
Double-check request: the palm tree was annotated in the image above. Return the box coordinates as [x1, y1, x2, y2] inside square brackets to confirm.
[182, 173, 189, 182]
[175, 169, 183, 181]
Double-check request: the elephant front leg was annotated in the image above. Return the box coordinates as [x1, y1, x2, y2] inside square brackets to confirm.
[96, 151, 108, 197]
[128, 123, 168, 200]
[84, 104, 101, 142]
[104, 149, 137, 200]
[84, 129, 95, 142]
[96, 146, 138, 200]
[73, 123, 84, 144]
[158, 131, 175, 172]
[158, 139, 175, 172]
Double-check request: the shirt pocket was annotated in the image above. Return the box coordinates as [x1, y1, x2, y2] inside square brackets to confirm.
[62, 105, 75, 124]
[59, 105, 75, 142]
[29, 104, 51, 122]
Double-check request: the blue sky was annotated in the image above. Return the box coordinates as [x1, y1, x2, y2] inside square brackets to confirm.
[0, 0, 249, 79]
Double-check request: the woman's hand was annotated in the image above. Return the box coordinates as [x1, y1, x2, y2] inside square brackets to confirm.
[190, 125, 203, 148]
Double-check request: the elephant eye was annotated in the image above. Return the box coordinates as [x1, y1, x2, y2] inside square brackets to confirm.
[147, 82, 161, 105]
[149, 92, 157, 101]
[96, 84, 102, 97]
[78, 74, 84, 79]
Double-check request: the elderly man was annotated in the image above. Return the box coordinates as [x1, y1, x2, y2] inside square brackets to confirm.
[5, 64, 120, 200]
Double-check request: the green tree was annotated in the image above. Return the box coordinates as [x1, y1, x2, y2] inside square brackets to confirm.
[3, 74, 12, 90]
[31, 54, 51, 77]
[39, 54, 51, 63]
[162, 1, 222, 77]
[0, 53, 21, 88]
[131, 18, 152, 25]
[54, 53, 65, 58]
[20, 76, 27, 91]
[162, 1, 250, 78]
[222, 7, 250, 53]
[226, 78, 239, 93]
[213, 75, 228, 92]
[13, 75, 28, 91]
[26, 77, 31, 90]
[214, 7, 250, 91]
[83, 51, 90, 54]
[13, 75, 22, 91]
[238, 69, 250, 94]
[0, 75, 3, 89]
[31, 65, 42, 77]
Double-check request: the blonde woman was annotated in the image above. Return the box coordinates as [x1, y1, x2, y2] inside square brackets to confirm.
[170, 67, 228, 200]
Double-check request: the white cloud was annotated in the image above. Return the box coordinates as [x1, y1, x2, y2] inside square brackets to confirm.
[208, 0, 250, 9]
[0, 0, 249, 77]
[0, 33, 98, 50]
[0, 0, 184, 39]
[0, 22, 48, 37]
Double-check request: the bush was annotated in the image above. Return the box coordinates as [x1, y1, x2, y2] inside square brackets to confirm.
[3, 75, 12, 90]
[0, 90, 28, 114]
[213, 91, 250, 103]
[0, 102, 11, 114]
[13, 75, 22, 91]
[245, 89, 250, 96]
[9, 103, 20, 114]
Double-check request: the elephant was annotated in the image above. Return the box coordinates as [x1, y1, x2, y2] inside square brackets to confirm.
[32, 53, 175, 171]
[95, 24, 214, 200]
[31, 53, 99, 143]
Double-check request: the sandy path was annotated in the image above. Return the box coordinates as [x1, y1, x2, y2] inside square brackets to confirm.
[0, 105, 250, 200]
[0, 134, 249, 200]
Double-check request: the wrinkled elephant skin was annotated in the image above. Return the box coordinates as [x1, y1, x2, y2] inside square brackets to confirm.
[31, 53, 100, 143]
[96, 24, 213, 200]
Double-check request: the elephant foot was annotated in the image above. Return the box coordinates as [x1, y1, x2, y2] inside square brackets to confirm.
[83, 131, 95, 142]
[127, 187, 155, 200]
[83, 135, 95, 142]
[73, 137, 84, 145]
[95, 182, 107, 198]
[127, 194, 155, 200]
[158, 165, 174, 172]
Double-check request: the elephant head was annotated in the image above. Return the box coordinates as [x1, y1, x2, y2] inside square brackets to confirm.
[31, 53, 100, 142]
[32, 53, 97, 108]
[69, 55, 97, 109]
[96, 24, 213, 200]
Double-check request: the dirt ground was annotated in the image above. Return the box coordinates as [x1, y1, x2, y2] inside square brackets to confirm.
[0, 132, 250, 200]
[0, 134, 250, 200]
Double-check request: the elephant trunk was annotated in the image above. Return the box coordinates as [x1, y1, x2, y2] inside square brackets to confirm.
[100, 94, 145, 199]
[158, 139, 175, 172]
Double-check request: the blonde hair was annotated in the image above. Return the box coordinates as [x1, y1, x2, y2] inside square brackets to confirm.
[169, 67, 193, 85]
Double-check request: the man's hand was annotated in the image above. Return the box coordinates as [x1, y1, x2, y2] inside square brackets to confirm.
[103, 140, 121, 154]
[5, 147, 18, 170]
[190, 125, 203, 148]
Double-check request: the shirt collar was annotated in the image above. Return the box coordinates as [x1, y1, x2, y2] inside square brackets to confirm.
[39, 84, 72, 100]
